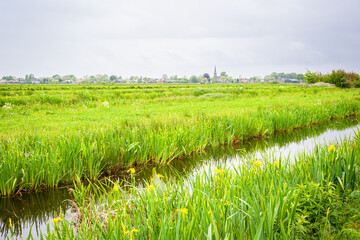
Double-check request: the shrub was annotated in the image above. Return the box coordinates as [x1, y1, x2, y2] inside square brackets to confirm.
[326, 70, 350, 88]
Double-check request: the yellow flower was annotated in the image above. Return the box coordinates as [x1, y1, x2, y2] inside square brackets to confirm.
[224, 202, 230, 206]
[328, 145, 336, 152]
[127, 168, 135, 174]
[122, 224, 138, 239]
[122, 224, 129, 234]
[175, 208, 188, 214]
[214, 168, 225, 174]
[357, 130, 360, 136]
[51, 217, 62, 223]
[254, 160, 262, 167]
[157, 174, 164, 178]
[147, 185, 155, 191]
[273, 161, 280, 167]
[9, 218, 12, 228]
[130, 228, 139, 240]
[113, 185, 119, 191]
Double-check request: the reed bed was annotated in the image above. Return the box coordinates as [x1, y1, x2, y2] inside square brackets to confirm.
[31, 133, 360, 239]
[0, 84, 360, 196]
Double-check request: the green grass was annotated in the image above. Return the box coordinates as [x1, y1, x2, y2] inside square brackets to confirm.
[1, 84, 360, 196]
[31, 133, 360, 239]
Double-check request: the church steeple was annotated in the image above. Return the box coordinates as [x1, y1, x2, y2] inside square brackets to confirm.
[214, 65, 217, 78]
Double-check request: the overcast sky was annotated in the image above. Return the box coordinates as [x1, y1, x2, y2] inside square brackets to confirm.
[1, 0, 360, 78]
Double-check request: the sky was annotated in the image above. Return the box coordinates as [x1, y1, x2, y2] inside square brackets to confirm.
[1, 0, 360, 78]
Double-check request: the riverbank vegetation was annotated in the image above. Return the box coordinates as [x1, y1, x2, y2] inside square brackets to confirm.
[33, 133, 360, 239]
[1, 84, 360, 196]
[305, 69, 360, 88]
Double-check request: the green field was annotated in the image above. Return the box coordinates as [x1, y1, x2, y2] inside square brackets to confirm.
[1, 84, 360, 196]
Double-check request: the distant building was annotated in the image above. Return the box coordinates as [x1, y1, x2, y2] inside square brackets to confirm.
[284, 78, 300, 84]
[31, 79, 40, 84]
[213, 66, 220, 79]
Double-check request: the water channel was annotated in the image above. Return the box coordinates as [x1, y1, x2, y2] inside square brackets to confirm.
[1, 118, 359, 239]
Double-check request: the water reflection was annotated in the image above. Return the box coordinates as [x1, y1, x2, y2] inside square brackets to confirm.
[0, 118, 359, 239]
[0, 189, 71, 239]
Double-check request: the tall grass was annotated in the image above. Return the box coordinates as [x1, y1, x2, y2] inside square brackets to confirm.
[34, 134, 360, 239]
[0, 84, 359, 196]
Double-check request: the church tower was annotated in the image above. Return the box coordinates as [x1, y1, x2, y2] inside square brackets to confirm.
[214, 66, 217, 78]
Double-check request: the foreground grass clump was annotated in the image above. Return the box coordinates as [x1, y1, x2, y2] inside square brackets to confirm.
[37, 135, 360, 239]
[1, 84, 360, 196]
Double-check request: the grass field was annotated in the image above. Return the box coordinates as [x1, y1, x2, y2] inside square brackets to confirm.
[1, 84, 360, 196]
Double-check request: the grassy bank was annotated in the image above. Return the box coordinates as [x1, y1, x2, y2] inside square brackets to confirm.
[1, 84, 360, 196]
[34, 134, 360, 239]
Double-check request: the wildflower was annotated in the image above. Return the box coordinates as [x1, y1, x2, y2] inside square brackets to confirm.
[130, 228, 139, 240]
[127, 168, 135, 174]
[254, 161, 262, 167]
[214, 168, 225, 174]
[157, 174, 164, 178]
[175, 208, 188, 214]
[184, 181, 187, 184]
[122, 224, 129, 234]
[113, 185, 119, 191]
[328, 145, 336, 152]
[147, 185, 155, 191]
[214, 176, 220, 181]
[357, 130, 360, 136]
[273, 161, 280, 167]
[51, 217, 62, 223]
[9, 218, 12, 228]
[224, 202, 230, 206]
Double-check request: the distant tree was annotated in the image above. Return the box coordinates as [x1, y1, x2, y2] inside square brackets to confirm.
[110, 75, 117, 81]
[203, 73, 211, 83]
[220, 72, 227, 77]
[2, 76, 14, 80]
[271, 72, 278, 79]
[285, 72, 297, 79]
[162, 74, 168, 80]
[304, 70, 316, 83]
[327, 69, 350, 88]
[264, 75, 275, 81]
[250, 76, 261, 82]
[190, 75, 198, 83]
[90, 75, 96, 82]
[296, 74, 304, 80]
[278, 72, 286, 79]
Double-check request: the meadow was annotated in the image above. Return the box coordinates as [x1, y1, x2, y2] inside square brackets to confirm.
[1, 84, 360, 196]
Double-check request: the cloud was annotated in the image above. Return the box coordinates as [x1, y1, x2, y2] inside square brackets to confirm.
[0, 0, 359, 78]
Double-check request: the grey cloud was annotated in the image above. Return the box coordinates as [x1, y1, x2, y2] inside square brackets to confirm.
[0, 0, 360, 78]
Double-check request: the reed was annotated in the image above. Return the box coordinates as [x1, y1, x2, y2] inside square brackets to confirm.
[33, 134, 360, 239]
